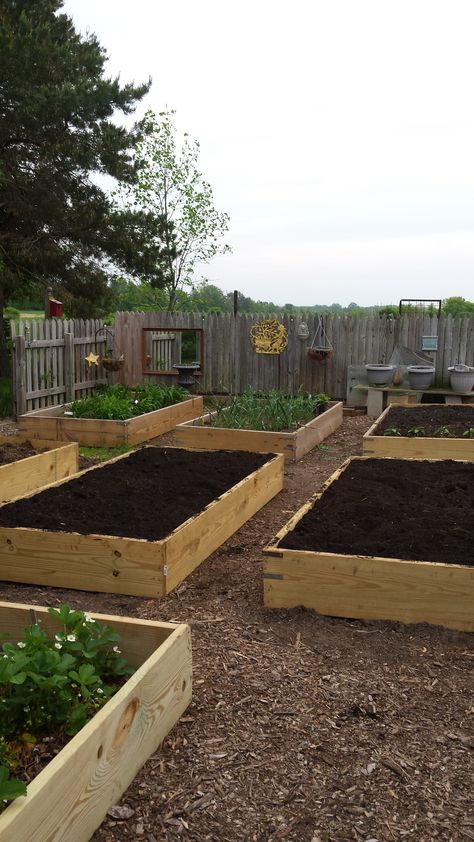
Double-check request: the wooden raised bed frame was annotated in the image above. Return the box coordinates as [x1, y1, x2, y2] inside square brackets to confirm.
[0, 436, 78, 504]
[0, 448, 284, 597]
[363, 404, 474, 461]
[175, 400, 343, 460]
[0, 601, 191, 842]
[263, 456, 474, 631]
[18, 395, 204, 446]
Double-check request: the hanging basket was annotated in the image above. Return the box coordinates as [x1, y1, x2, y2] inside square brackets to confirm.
[100, 357, 124, 372]
[307, 316, 333, 362]
[93, 326, 124, 372]
[307, 347, 333, 361]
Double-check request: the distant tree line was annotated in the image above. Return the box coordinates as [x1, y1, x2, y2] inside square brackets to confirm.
[9, 281, 474, 319]
[102, 281, 474, 318]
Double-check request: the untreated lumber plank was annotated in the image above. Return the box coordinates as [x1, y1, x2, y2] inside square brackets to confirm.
[0, 602, 191, 842]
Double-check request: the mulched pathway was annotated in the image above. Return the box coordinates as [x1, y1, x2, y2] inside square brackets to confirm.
[0, 416, 472, 842]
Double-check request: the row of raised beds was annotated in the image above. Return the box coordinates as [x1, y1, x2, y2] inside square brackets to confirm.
[1, 390, 472, 839]
[0, 383, 341, 839]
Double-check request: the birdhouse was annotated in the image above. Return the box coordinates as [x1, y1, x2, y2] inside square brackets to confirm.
[48, 298, 63, 317]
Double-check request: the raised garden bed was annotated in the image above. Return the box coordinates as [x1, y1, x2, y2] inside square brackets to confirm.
[0, 436, 78, 504]
[0, 447, 284, 596]
[175, 400, 343, 460]
[0, 600, 191, 842]
[263, 456, 474, 631]
[18, 395, 204, 446]
[363, 404, 474, 460]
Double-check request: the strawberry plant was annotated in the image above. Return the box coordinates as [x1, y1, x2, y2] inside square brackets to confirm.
[0, 605, 132, 807]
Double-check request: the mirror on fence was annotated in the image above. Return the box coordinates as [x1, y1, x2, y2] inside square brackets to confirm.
[142, 328, 204, 374]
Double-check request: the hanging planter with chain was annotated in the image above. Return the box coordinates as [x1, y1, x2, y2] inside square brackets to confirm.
[85, 326, 124, 371]
[307, 316, 333, 361]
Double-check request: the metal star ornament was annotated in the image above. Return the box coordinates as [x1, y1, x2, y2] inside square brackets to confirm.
[85, 351, 100, 366]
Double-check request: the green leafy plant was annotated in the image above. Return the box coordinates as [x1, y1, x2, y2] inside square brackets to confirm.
[408, 426, 426, 437]
[0, 765, 26, 802]
[71, 383, 188, 421]
[0, 604, 133, 806]
[434, 425, 452, 438]
[462, 427, 474, 438]
[194, 389, 330, 432]
[383, 426, 401, 436]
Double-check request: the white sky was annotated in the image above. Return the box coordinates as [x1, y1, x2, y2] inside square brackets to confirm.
[63, 0, 474, 307]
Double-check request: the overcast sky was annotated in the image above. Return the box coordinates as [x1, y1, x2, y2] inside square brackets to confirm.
[63, 0, 474, 307]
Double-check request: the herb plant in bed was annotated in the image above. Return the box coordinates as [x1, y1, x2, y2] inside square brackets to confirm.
[264, 456, 474, 631]
[18, 384, 204, 446]
[0, 601, 191, 842]
[175, 389, 343, 460]
[0, 446, 284, 596]
[363, 404, 474, 461]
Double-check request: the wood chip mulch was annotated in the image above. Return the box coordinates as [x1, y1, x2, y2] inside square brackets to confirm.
[1, 417, 472, 842]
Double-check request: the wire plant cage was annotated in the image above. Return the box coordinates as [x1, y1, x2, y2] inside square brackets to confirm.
[307, 316, 333, 361]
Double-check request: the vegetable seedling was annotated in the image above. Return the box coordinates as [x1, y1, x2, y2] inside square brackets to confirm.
[383, 427, 401, 436]
[408, 426, 426, 437]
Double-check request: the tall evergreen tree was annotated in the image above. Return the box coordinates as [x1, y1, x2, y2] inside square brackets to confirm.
[0, 0, 166, 373]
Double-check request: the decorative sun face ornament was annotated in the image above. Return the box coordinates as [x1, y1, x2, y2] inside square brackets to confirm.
[250, 319, 288, 354]
[85, 351, 100, 366]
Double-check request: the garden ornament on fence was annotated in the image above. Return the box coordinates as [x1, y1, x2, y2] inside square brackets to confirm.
[250, 319, 288, 354]
[85, 326, 124, 371]
[307, 316, 333, 361]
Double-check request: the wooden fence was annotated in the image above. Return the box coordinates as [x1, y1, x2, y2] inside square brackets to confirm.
[115, 310, 474, 398]
[11, 319, 111, 416]
[11, 312, 474, 415]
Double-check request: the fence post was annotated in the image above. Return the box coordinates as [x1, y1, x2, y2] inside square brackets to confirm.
[64, 332, 74, 403]
[14, 335, 27, 418]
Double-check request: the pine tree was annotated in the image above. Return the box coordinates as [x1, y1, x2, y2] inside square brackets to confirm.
[0, 0, 165, 373]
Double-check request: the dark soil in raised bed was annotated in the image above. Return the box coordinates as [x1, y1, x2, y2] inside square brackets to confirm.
[280, 458, 474, 566]
[376, 405, 474, 437]
[0, 441, 45, 465]
[0, 447, 271, 540]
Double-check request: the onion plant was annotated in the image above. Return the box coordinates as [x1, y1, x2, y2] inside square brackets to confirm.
[198, 388, 330, 432]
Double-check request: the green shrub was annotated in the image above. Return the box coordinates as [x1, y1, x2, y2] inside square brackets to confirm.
[0, 378, 12, 418]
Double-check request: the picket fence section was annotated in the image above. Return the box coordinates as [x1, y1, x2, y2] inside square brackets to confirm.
[11, 319, 110, 416]
[115, 310, 474, 398]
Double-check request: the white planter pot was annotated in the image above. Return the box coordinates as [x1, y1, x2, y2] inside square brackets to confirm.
[407, 365, 435, 390]
[365, 364, 394, 386]
[448, 365, 474, 393]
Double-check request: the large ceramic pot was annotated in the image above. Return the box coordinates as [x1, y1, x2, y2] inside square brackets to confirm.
[448, 365, 474, 393]
[407, 365, 435, 390]
[365, 364, 394, 386]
